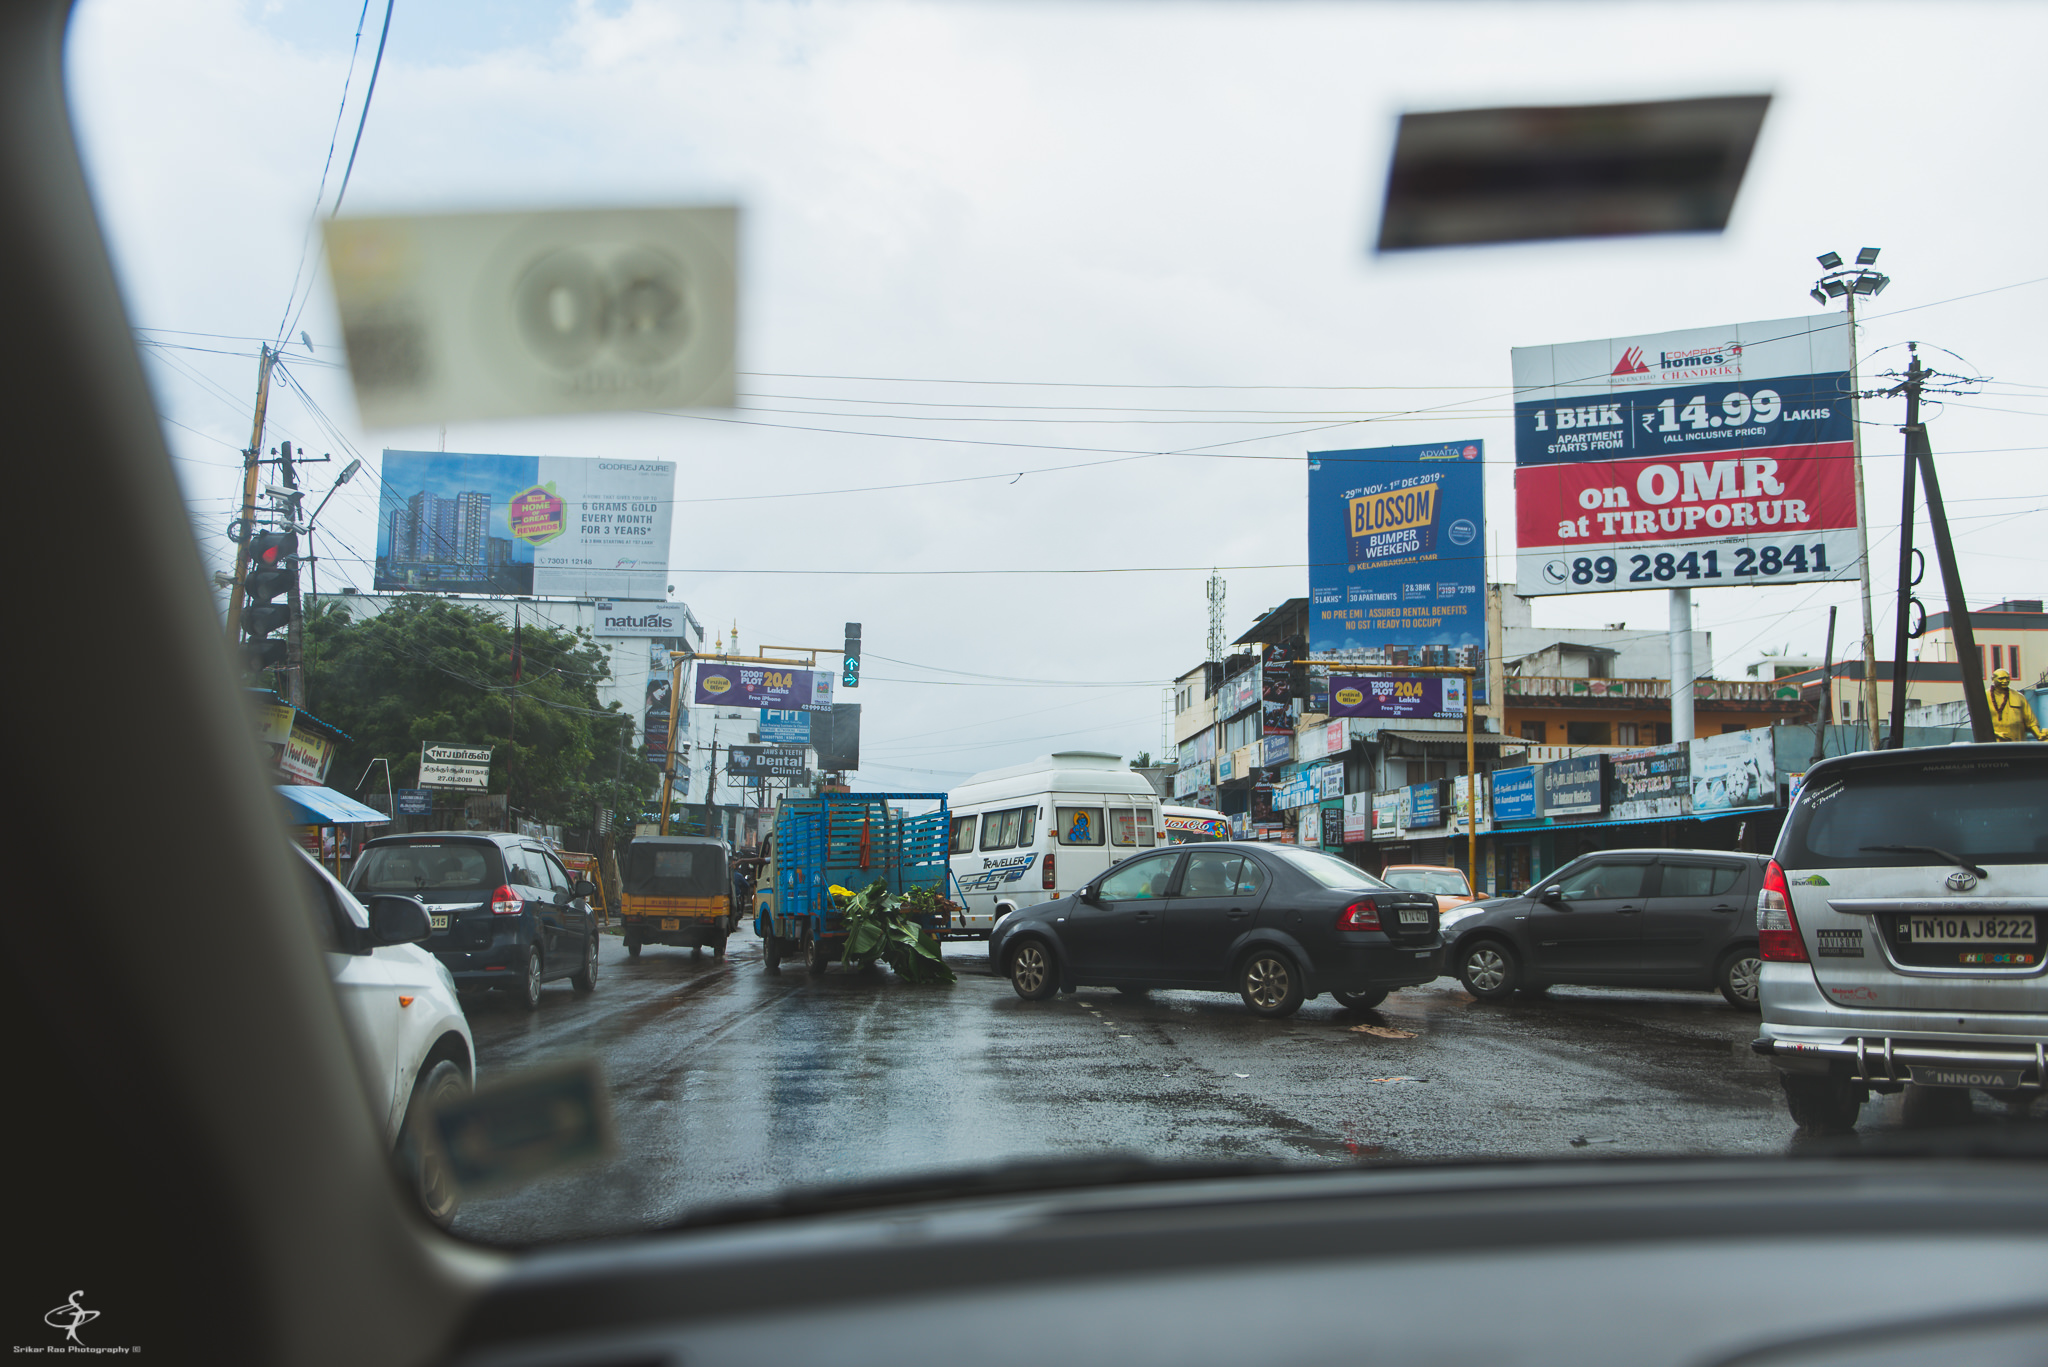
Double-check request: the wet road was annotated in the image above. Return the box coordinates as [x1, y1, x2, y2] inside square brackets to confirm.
[449, 926, 1921, 1242]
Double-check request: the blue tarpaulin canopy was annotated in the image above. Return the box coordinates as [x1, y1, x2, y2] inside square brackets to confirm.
[276, 785, 390, 825]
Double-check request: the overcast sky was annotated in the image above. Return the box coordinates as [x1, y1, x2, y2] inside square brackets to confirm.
[66, 0, 2048, 788]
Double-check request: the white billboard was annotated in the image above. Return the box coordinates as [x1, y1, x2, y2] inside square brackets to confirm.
[376, 450, 675, 600]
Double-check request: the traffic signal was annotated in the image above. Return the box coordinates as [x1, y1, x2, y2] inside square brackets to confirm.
[242, 530, 297, 672]
[842, 621, 861, 688]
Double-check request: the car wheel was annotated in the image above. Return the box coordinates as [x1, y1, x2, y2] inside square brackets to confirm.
[1008, 940, 1058, 1000]
[804, 927, 831, 977]
[398, 1058, 468, 1227]
[519, 945, 544, 1010]
[762, 925, 782, 974]
[1780, 1071, 1866, 1134]
[624, 936, 642, 960]
[1237, 950, 1305, 1019]
[712, 933, 728, 959]
[1457, 939, 1519, 1001]
[1716, 948, 1763, 1010]
[570, 934, 597, 994]
[1331, 986, 1388, 1012]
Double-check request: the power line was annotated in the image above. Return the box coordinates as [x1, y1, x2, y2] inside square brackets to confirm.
[329, 0, 396, 219]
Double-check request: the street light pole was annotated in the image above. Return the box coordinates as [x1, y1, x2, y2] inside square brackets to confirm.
[1810, 249, 1890, 749]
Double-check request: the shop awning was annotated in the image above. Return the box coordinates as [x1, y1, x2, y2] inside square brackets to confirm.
[1492, 805, 1777, 833]
[276, 785, 391, 825]
[1374, 730, 1531, 757]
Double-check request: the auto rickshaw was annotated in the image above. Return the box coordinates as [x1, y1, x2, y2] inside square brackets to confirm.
[619, 835, 737, 959]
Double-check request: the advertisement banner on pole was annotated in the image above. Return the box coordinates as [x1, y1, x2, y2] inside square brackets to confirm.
[1308, 441, 1486, 699]
[1326, 674, 1465, 720]
[726, 746, 807, 778]
[376, 450, 675, 600]
[694, 663, 833, 712]
[1511, 316, 1857, 596]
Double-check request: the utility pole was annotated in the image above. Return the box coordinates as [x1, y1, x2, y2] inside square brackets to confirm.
[279, 441, 306, 706]
[224, 345, 275, 644]
[1884, 350, 1924, 748]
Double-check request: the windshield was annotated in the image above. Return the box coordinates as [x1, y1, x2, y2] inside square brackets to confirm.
[1268, 847, 1393, 891]
[63, 0, 2048, 1253]
[1383, 869, 1472, 898]
[352, 841, 496, 897]
[625, 843, 726, 897]
[1782, 756, 2048, 868]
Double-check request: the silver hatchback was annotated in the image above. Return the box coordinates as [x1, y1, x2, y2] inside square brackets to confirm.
[1753, 742, 2048, 1132]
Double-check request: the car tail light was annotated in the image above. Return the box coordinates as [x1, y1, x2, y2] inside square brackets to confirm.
[490, 885, 521, 916]
[1337, 898, 1382, 931]
[1043, 853, 1056, 891]
[1757, 860, 1807, 962]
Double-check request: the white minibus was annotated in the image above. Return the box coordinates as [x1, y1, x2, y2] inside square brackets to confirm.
[946, 751, 1162, 935]
[1160, 804, 1229, 844]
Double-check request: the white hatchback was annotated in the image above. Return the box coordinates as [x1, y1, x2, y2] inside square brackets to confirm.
[295, 848, 475, 1222]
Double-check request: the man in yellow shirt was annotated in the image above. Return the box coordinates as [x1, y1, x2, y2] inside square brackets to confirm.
[1986, 667, 2046, 741]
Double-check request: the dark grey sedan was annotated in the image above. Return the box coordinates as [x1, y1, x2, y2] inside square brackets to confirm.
[1440, 848, 1768, 1009]
[989, 842, 1443, 1018]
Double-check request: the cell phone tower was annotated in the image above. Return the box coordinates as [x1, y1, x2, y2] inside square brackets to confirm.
[1206, 569, 1226, 663]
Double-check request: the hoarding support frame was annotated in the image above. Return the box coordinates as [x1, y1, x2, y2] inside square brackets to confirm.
[1303, 661, 1476, 884]
[1669, 588, 1694, 743]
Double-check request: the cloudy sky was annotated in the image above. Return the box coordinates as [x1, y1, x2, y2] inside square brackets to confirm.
[66, 0, 2048, 788]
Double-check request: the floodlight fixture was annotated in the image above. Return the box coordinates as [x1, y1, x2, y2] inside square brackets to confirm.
[1851, 271, 1888, 295]
[1823, 279, 1848, 297]
[1810, 287, 1829, 306]
[1856, 247, 1880, 265]
[1817, 251, 1844, 269]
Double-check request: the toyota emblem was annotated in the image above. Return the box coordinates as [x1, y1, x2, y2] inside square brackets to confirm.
[1945, 869, 1978, 892]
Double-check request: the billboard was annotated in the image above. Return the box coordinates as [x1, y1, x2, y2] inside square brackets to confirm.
[1326, 675, 1465, 721]
[726, 746, 806, 778]
[1218, 665, 1261, 718]
[759, 709, 811, 745]
[1689, 728, 1776, 813]
[594, 601, 694, 637]
[694, 663, 833, 712]
[1309, 441, 1486, 699]
[1608, 743, 1690, 821]
[1540, 755, 1605, 817]
[375, 450, 674, 599]
[1490, 766, 1540, 822]
[1511, 316, 1857, 596]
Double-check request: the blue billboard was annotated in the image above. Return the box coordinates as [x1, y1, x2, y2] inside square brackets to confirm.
[1308, 441, 1486, 699]
[1490, 767, 1539, 822]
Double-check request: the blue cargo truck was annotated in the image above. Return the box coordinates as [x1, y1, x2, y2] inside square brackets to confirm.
[752, 792, 953, 975]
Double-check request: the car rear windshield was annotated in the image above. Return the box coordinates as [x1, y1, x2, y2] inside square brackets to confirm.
[1267, 847, 1393, 891]
[1385, 869, 1471, 897]
[352, 841, 498, 897]
[625, 844, 726, 897]
[1781, 754, 2048, 869]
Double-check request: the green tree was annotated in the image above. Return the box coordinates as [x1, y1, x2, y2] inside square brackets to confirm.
[304, 595, 660, 829]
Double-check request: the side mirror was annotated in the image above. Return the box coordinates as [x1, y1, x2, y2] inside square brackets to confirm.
[1539, 885, 1564, 904]
[1079, 885, 1102, 906]
[570, 878, 598, 899]
[368, 895, 432, 946]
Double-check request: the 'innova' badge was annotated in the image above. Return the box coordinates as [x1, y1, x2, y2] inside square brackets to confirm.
[1945, 869, 1979, 892]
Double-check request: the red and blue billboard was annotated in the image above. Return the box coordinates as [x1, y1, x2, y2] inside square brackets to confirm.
[1511, 316, 1858, 595]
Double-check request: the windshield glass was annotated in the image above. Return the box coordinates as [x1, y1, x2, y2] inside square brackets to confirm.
[1268, 847, 1393, 891]
[1782, 757, 2048, 868]
[1383, 869, 1472, 897]
[352, 841, 495, 897]
[64, 0, 2048, 1250]
[625, 843, 726, 897]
